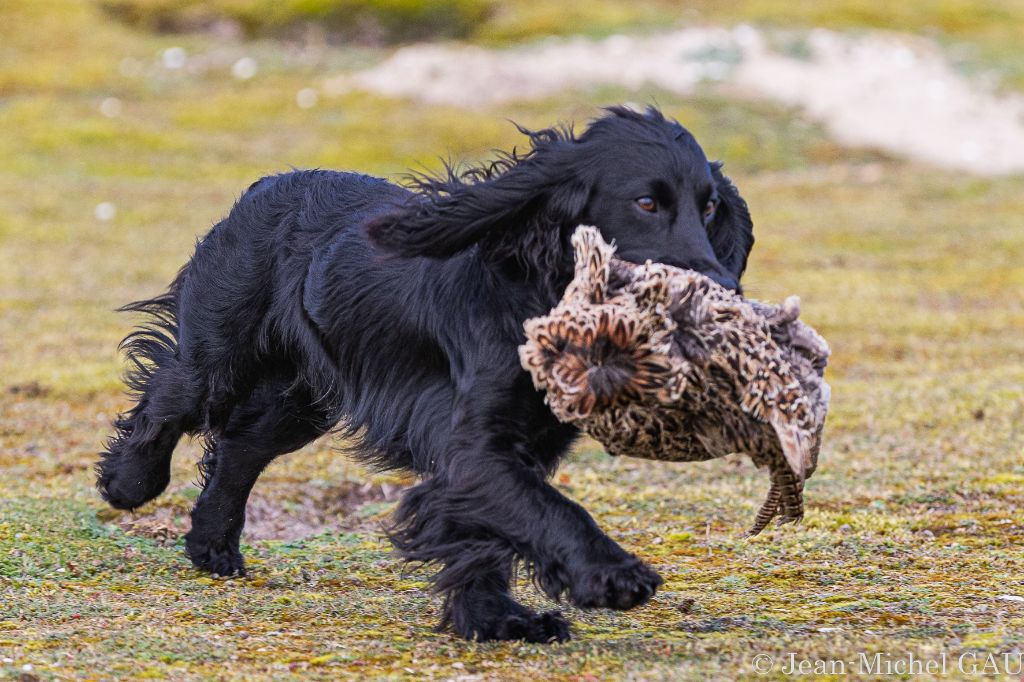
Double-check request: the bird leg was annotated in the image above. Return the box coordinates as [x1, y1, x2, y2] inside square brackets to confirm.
[745, 464, 806, 537]
[745, 476, 782, 537]
[776, 466, 805, 526]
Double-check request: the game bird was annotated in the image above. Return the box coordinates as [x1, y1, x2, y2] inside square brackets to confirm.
[520, 226, 831, 535]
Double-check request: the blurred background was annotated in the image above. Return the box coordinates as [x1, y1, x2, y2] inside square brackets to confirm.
[1, 1, 1022, 680]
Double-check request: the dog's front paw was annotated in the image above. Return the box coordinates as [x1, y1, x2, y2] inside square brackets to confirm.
[184, 533, 246, 577]
[570, 556, 662, 610]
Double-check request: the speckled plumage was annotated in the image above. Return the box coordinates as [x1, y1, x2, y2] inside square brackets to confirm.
[520, 226, 831, 535]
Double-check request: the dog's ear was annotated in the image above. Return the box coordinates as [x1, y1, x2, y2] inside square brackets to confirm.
[365, 165, 540, 258]
[367, 127, 582, 259]
[708, 162, 754, 281]
[546, 178, 590, 223]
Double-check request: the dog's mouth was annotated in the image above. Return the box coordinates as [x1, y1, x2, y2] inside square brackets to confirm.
[613, 253, 741, 294]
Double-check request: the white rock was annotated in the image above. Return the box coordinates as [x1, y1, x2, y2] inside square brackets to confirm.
[99, 97, 122, 117]
[94, 202, 116, 222]
[296, 88, 318, 109]
[232, 57, 258, 80]
[162, 46, 187, 70]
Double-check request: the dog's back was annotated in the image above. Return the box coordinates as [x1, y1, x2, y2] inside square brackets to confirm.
[180, 171, 404, 414]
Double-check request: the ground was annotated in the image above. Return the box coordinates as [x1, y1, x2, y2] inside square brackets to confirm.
[1, 1, 1023, 680]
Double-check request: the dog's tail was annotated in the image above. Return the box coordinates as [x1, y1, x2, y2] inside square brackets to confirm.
[117, 281, 181, 398]
[97, 267, 193, 510]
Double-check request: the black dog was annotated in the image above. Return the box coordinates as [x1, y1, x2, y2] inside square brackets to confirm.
[97, 106, 754, 643]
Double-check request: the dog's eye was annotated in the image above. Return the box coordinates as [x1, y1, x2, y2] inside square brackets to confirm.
[702, 199, 718, 224]
[636, 197, 657, 213]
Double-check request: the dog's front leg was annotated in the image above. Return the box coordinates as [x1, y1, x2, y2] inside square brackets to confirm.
[445, 454, 663, 611]
[392, 377, 662, 634]
[391, 473, 573, 642]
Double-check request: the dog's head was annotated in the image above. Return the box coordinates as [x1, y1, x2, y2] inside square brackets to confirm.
[367, 105, 754, 293]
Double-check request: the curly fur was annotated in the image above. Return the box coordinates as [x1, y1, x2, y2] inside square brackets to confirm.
[96, 105, 754, 643]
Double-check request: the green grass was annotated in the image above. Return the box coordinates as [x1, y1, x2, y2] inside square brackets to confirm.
[97, 0, 495, 42]
[43, 0, 1024, 89]
[2, 2, 1024, 680]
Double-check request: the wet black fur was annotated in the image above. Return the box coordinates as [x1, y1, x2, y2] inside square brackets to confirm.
[97, 106, 754, 643]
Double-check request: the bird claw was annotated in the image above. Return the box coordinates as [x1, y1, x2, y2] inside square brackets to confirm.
[744, 513, 803, 537]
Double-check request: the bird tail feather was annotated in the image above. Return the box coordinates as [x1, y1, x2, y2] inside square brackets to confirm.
[770, 414, 810, 481]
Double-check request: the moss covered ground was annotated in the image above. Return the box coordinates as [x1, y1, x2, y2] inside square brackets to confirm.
[1, 1, 1023, 679]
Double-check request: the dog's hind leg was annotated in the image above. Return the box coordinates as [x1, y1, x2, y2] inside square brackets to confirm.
[97, 389, 193, 510]
[184, 381, 330, 577]
[98, 283, 206, 510]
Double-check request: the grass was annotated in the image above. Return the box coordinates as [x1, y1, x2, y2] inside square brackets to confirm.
[54, 0, 1024, 89]
[2, 2, 1024, 680]
[97, 0, 495, 42]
